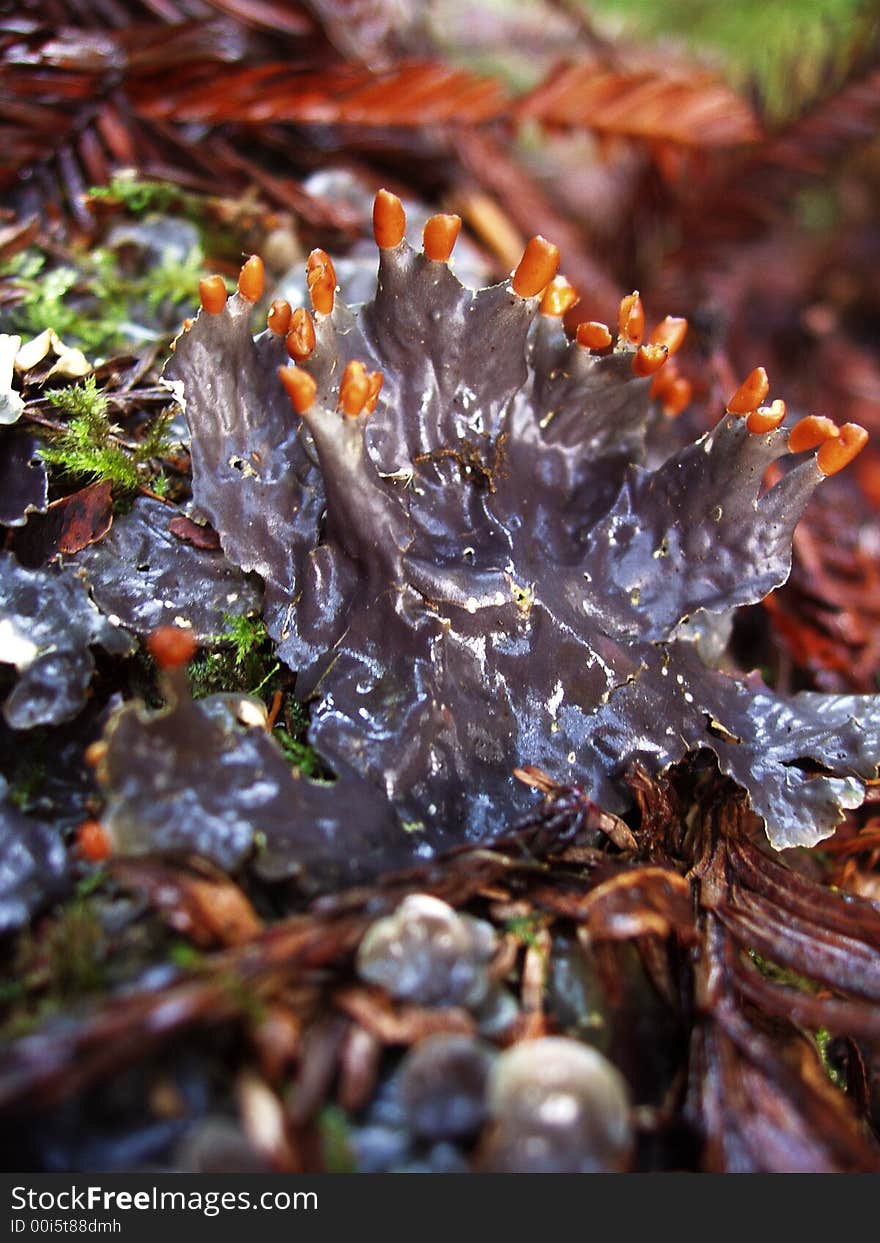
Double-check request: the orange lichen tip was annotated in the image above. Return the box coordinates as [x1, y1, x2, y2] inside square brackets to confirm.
[663, 377, 692, 418]
[373, 189, 406, 249]
[649, 316, 687, 356]
[267, 299, 292, 336]
[339, 360, 370, 417]
[306, 249, 336, 316]
[747, 400, 786, 435]
[788, 415, 839, 454]
[286, 308, 316, 362]
[423, 214, 461, 262]
[198, 275, 228, 315]
[278, 366, 317, 415]
[365, 370, 384, 414]
[727, 366, 769, 415]
[512, 236, 560, 299]
[76, 820, 111, 863]
[147, 625, 198, 670]
[237, 254, 265, 302]
[617, 292, 645, 346]
[540, 276, 579, 318]
[817, 423, 868, 476]
[651, 368, 691, 417]
[633, 343, 668, 378]
[576, 321, 612, 351]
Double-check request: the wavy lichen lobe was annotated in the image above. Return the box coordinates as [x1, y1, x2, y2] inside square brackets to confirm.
[160, 188, 878, 873]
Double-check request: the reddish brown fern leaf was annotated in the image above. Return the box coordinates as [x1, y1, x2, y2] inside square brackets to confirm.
[515, 62, 762, 147]
[133, 59, 509, 125]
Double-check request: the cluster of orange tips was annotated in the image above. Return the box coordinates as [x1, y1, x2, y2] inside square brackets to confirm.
[338, 361, 383, 417]
[722, 367, 868, 474]
[568, 296, 690, 413]
[789, 415, 868, 476]
[572, 300, 689, 408]
[278, 359, 383, 419]
[644, 314, 690, 408]
[191, 193, 870, 473]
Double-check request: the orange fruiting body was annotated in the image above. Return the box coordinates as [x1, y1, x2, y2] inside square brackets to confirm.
[618, 292, 645, 346]
[306, 250, 336, 316]
[373, 189, 406, 249]
[727, 367, 770, 415]
[365, 370, 384, 414]
[339, 361, 370, 417]
[746, 400, 786, 434]
[649, 316, 688, 356]
[788, 415, 839, 454]
[632, 343, 668, 378]
[76, 820, 112, 862]
[576, 321, 613, 351]
[147, 625, 198, 670]
[237, 255, 265, 303]
[267, 299, 292, 337]
[423, 214, 461, 262]
[816, 423, 869, 476]
[286, 308, 317, 362]
[198, 275, 228, 315]
[278, 366, 317, 414]
[540, 276, 579, 318]
[511, 236, 560, 299]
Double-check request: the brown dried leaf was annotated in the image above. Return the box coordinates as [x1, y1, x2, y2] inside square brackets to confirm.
[534, 867, 695, 944]
[14, 479, 113, 563]
[133, 59, 508, 126]
[333, 985, 476, 1044]
[515, 62, 762, 147]
[111, 856, 264, 948]
[168, 513, 222, 551]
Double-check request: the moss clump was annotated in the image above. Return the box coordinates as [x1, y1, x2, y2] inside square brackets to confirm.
[0, 882, 109, 1038]
[87, 171, 187, 218]
[4, 239, 205, 361]
[188, 613, 281, 701]
[39, 376, 172, 495]
[272, 698, 328, 780]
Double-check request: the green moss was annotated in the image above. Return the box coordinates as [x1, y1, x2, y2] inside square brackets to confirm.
[273, 698, 328, 780]
[4, 236, 206, 361]
[584, 0, 875, 121]
[747, 949, 819, 993]
[39, 376, 171, 495]
[188, 613, 282, 702]
[168, 941, 206, 971]
[87, 171, 187, 218]
[6, 762, 46, 812]
[220, 614, 270, 669]
[0, 891, 110, 1038]
[505, 912, 550, 949]
[316, 1106, 356, 1173]
[815, 1027, 847, 1090]
[748, 952, 850, 1092]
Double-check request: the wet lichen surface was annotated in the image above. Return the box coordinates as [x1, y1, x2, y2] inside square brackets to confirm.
[150, 192, 879, 884]
[4, 188, 880, 1174]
